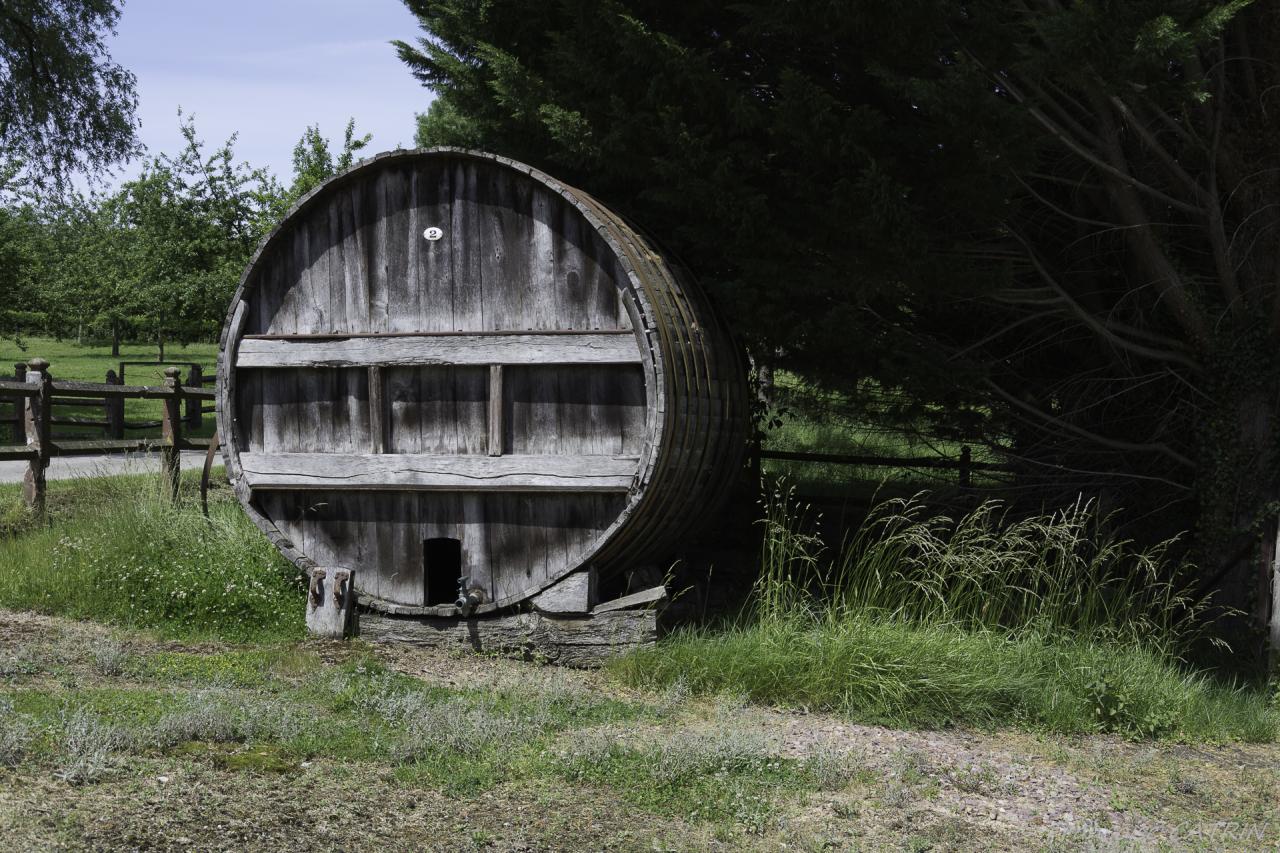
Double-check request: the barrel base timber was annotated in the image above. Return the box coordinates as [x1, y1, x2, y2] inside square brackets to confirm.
[359, 610, 656, 667]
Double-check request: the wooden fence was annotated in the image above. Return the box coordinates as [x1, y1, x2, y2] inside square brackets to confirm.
[0, 358, 216, 513]
[2, 361, 214, 442]
[754, 446, 1008, 489]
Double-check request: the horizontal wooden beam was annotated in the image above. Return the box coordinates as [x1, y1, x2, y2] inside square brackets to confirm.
[0, 380, 37, 396]
[239, 452, 639, 492]
[50, 438, 159, 455]
[756, 448, 1010, 471]
[235, 332, 642, 368]
[49, 380, 214, 400]
[0, 445, 37, 462]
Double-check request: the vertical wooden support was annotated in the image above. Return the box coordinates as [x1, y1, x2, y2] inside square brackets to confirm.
[958, 445, 972, 489]
[368, 365, 385, 453]
[12, 362, 26, 445]
[306, 567, 358, 638]
[160, 366, 182, 500]
[104, 369, 125, 439]
[488, 364, 503, 456]
[1268, 517, 1280, 673]
[22, 358, 51, 516]
[185, 365, 203, 430]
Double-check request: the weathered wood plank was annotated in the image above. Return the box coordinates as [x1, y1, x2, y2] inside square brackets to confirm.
[368, 366, 385, 454]
[593, 584, 668, 613]
[451, 161, 484, 330]
[48, 438, 159, 454]
[0, 380, 38, 396]
[235, 333, 641, 368]
[488, 364, 503, 456]
[384, 366, 486, 455]
[239, 452, 639, 491]
[480, 166, 526, 331]
[376, 491, 425, 606]
[531, 568, 596, 614]
[416, 164, 454, 332]
[358, 609, 656, 668]
[527, 185, 558, 330]
[367, 171, 390, 332]
[49, 381, 214, 400]
[384, 165, 418, 333]
[0, 445, 38, 462]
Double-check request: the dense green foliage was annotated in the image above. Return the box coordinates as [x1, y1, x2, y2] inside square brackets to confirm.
[614, 492, 1279, 741]
[397, 0, 1280, 660]
[0, 0, 139, 188]
[1, 118, 369, 351]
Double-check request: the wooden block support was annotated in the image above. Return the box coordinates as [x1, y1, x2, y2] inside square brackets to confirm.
[306, 567, 358, 639]
[160, 367, 182, 500]
[531, 568, 597, 614]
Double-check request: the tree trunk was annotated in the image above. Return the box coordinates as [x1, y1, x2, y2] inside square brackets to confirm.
[757, 361, 775, 408]
[1195, 389, 1278, 674]
[157, 333, 165, 363]
[110, 319, 121, 358]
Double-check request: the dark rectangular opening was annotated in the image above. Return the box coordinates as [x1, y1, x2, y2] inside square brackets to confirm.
[423, 537, 462, 606]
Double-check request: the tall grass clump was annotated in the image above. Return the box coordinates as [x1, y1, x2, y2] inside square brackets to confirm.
[788, 492, 1212, 657]
[0, 471, 304, 640]
[616, 487, 1279, 742]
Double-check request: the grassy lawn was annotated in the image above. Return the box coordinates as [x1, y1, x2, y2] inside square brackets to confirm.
[759, 372, 1008, 502]
[0, 470, 300, 640]
[0, 336, 220, 443]
[0, 473, 1277, 848]
[1, 610, 1278, 851]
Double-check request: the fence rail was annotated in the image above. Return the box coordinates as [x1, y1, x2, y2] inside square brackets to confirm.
[4, 355, 1006, 509]
[3, 357, 215, 513]
[754, 445, 1010, 488]
[2, 360, 215, 445]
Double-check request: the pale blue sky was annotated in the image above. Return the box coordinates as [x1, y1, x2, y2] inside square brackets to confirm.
[102, 0, 433, 186]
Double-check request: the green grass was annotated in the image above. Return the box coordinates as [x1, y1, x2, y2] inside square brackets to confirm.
[546, 729, 845, 831]
[613, 488, 1280, 743]
[0, 335, 219, 442]
[759, 372, 1006, 497]
[0, 471, 304, 642]
[614, 618, 1278, 741]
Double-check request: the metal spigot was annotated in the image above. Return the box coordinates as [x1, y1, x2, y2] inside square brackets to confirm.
[455, 575, 485, 616]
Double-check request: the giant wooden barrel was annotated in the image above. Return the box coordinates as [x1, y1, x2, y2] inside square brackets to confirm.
[217, 148, 746, 616]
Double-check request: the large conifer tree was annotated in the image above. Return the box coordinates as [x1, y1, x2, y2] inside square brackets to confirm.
[396, 0, 1280, 664]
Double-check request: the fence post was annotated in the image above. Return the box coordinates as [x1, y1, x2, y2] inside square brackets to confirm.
[161, 366, 182, 501]
[185, 365, 202, 430]
[958, 445, 972, 489]
[11, 362, 26, 445]
[104, 369, 125, 439]
[22, 358, 51, 516]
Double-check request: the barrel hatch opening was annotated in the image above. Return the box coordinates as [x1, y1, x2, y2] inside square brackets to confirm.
[424, 537, 462, 606]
